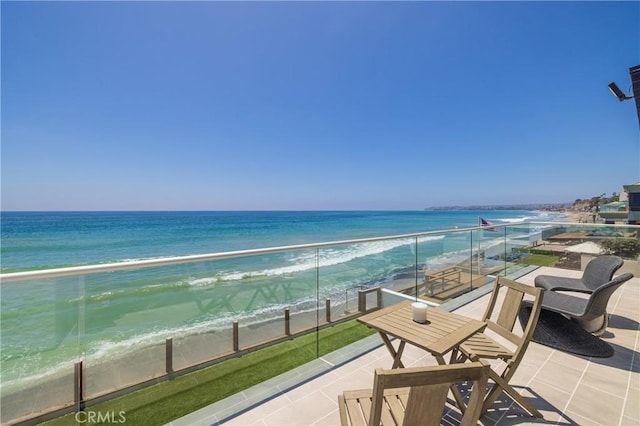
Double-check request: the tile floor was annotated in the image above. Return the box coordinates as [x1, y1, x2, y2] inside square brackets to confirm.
[169, 267, 640, 426]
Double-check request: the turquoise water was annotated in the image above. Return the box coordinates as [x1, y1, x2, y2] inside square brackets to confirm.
[0, 210, 557, 271]
[0, 210, 562, 389]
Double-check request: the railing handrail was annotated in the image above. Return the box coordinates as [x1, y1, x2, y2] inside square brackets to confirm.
[1, 221, 637, 283]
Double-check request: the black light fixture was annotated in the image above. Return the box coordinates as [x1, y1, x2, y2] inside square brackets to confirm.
[608, 82, 633, 102]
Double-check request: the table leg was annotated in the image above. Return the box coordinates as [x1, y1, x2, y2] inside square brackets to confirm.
[379, 332, 405, 369]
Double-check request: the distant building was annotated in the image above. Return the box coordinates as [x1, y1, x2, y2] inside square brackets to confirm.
[600, 183, 640, 224]
[624, 182, 640, 225]
[599, 201, 627, 223]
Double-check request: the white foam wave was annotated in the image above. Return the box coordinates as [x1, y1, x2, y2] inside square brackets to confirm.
[494, 211, 566, 224]
[497, 217, 531, 223]
[189, 235, 445, 286]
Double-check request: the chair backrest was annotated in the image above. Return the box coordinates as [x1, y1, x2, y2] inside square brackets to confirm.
[369, 361, 490, 426]
[581, 272, 634, 321]
[481, 276, 544, 364]
[582, 255, 624, 291]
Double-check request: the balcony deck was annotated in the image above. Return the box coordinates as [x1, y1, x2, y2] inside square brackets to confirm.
[170, 267, 639, 426]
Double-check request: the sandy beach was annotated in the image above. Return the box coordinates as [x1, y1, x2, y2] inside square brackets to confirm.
[561, 210, 594, 223]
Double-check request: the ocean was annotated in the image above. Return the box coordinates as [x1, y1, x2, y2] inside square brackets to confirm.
[0, 210, 563, 392]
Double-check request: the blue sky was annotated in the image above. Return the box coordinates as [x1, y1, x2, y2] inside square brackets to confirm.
[2, 1, 639, 211]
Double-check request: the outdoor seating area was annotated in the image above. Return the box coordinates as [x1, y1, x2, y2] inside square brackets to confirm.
[174, 265, 639, 426]
[351, 276, 545, 421]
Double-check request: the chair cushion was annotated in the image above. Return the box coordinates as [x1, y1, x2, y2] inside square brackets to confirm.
[534, 275, 589, 292]
[540, 291, 588, 318]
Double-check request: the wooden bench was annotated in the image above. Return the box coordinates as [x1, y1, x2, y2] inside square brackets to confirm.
[425, 267, 461, 295]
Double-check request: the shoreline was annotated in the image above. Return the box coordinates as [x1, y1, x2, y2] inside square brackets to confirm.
[563, 210, 594, 223]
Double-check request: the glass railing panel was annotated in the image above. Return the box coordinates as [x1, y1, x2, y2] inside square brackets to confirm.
[237, 317, 286, 349]
[500, 221, 539, 276]
[172, 328, 234, 371]
[419, 230, 490, 301]
[364, 236, 419, 295]
[2, 221, 637, 424]
[1, 275, 82, 423]
[526, 222, 639, 275]
[557, 223, 640, 274]
[220, 249, 318, 347]
[2, 369, 76, 424]
[317, 237, 420, 317]
[315, 236, 418, 355]
[78, 265, 186, 398]
[166, 257, 240, 371]
[468, 228, 494, 286]
[84, 340, 166, 398]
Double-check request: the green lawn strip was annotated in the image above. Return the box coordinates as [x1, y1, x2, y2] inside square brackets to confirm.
[44, 320, 375, 425]
[515, 254, 559, 267]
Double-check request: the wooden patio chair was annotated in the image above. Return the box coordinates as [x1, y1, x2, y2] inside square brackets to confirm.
[338, 361, 490, 426]
[453, 276, 544, 418]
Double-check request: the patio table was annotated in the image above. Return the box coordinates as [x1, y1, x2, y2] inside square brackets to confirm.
[358, 300, 486, 368]
[358, 300, 487, 411]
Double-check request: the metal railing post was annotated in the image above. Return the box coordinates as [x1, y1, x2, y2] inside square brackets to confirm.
[285, 309, 291, 336]
[166, 338, 173, 373]
[325, 299, 331, 323]
[74, 361, 83, 405]
[233, 321, 239, 352]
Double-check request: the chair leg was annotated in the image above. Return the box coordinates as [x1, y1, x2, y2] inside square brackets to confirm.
[453, 350, 469, 364]
[454, 352, 543, 417]
[337, 395, 347, 426]
[576, 313, 609, 337]
[483, 371, 543, 418]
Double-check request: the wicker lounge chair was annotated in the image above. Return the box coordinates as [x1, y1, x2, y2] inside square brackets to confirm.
[534, 255, 623, 293]
[536, 272, 634, 336]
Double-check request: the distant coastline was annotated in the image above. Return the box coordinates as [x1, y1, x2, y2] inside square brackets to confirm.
[424, 203, 572, 211]
[423, 203, 595, 224]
